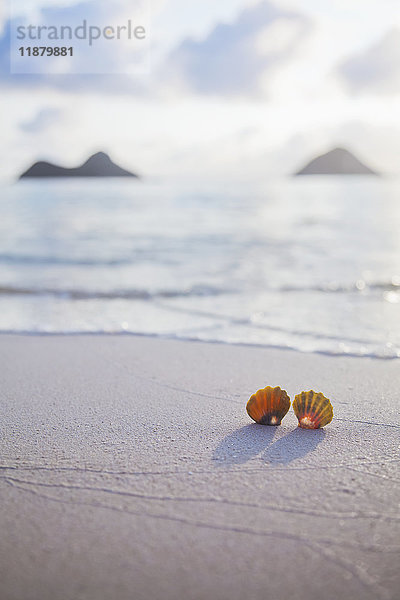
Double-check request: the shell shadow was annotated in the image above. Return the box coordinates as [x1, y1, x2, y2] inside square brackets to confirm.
[264, 428, 326, 465]
[212, 424, 278, 466]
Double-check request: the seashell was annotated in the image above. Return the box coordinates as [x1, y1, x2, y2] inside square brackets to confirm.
[246, 386, 291, 426]
[293, 390, 333, 429]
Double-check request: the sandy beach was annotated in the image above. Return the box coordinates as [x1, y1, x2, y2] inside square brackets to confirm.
[0, 334, 399, 600]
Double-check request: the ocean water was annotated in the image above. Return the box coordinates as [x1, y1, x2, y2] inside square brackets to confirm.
[1, 177, 399, 358]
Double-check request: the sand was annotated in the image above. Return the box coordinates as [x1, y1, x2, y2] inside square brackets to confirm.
[0, 334, 399, 600]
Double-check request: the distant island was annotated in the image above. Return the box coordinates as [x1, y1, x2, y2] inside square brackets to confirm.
[19, 152, 139, 179]
[295, 147, 378, 176]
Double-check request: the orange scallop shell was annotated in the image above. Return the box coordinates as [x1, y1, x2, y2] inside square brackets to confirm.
[246, 386, 291, 426]
[293, 391, 333, 429]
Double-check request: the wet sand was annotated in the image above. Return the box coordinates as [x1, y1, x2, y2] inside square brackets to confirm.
[0, 335, 399, 600]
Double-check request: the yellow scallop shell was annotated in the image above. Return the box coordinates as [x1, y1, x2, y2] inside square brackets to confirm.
[293, 390, 333, 429]
[246, 386, 291, 426]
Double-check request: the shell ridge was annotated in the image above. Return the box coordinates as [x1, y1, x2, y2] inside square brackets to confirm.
[293, 390, 333, 429]
[246, 386, 291, 426]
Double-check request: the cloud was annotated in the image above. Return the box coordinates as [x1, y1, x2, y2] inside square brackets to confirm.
[338, 29, 400, 94]
[19, 107, 65, 133]
[163, 0, 311, 97]
[1, 0, 311, 99]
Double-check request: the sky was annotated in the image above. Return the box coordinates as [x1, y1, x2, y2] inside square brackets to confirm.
[0, 0, 399, 180]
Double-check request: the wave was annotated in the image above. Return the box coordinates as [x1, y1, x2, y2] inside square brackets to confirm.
[0, 284, 226, 300]
[0, 263, 398, 298]
[0, 253, 132, 266]
[152, 301, 385, 347]
[0, 287, 387, 349]
[0, 278, 398, 302]
[279, 280, 400, 293]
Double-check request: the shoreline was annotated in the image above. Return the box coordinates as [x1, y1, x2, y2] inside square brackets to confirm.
[0, 330, 398, 361]
[0, 334, 399, 600]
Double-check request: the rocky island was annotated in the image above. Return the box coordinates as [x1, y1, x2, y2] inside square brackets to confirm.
[295, 147, 378, 176]
[19, 152, 139, 179]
